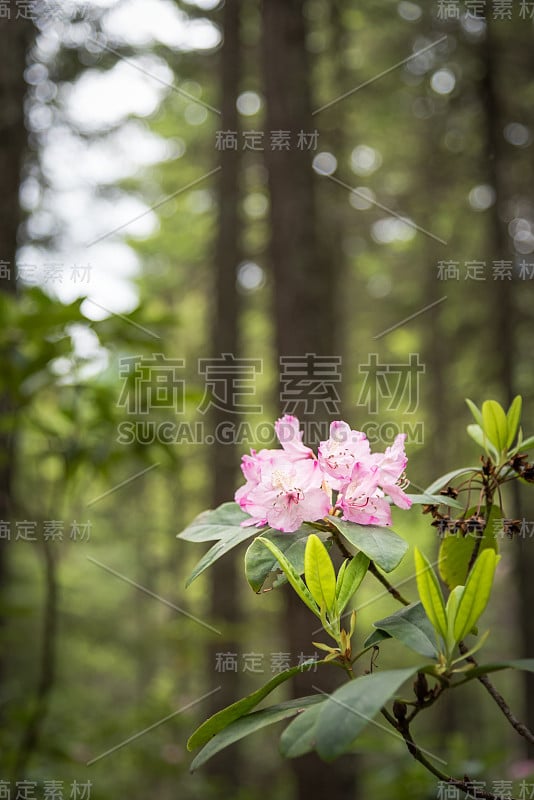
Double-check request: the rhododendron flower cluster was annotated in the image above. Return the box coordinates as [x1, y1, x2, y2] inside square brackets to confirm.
[235, 415, 411, 533]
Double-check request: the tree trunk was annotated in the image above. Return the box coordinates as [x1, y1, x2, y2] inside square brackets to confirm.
[206, 0, 243, 786]
[0, 15, 34, 729]
[261, 2, 357, 797]
[481, 21, 534, 757]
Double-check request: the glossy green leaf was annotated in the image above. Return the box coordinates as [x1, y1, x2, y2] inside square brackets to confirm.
[452, 629, 490, 664]
[362, 628, 390, 648]
[279, 701, 325, 758]
[371, 602, 439, 658]
[482, 400, 508, 454]
[511, 434, 534, 454]
[467, 424, 499, 461]
[315, 667, 421, 760]
[404, 493, 463, 510]
[304, 534, 337, 614]
[178, 502, 252, 542]
[414, 548, 447, 643]
[506, 395, 522, 449]
[335, 552, 369, 614]
[456, 659, 534, 683]
[188, 659, 322, 751]
[327, 517, 408, 573]
[185, 526, 258, 587]
[257, 537, 320, 616]
[438, 506, 500, 590]
[190, 696, 324, 771]
[445, 585, 464, 652]
[453, 549, 498, 643]
[245, 527, 313, 593]
[335, 559, 348, 599]
[465, 398, 484, 427]
[425, 467, 481, 497]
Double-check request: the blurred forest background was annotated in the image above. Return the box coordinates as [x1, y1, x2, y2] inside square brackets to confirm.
[1, 0, 534, 798]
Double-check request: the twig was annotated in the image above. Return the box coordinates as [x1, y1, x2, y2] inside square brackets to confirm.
[382, 708, 518, 800]
[458, 641, 534, 747]
[368, 562, 410, 606]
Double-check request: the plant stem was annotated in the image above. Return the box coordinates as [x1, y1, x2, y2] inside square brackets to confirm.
[458, 641, 534, 746]
[381, 709, 519, 800]
[368, 562, 410, 606]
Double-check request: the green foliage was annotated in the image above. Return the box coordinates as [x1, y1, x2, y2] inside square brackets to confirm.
[327, 517, 408, 572]
[506, 396, 522, 449]
[335, 552, 369, 614]
[424, 466, 481, 496]
[187, 659, 322, 751]
[414, 547, 498, 662]
[257, 530, 369, 651]
[414, 548, 448, 646]
[304, 534, 337, 615]
[438, 505, 500, 590]
[279, 701, 325, 758]
[312, 668, 421, 761]
[367, 602, 439, 659]
[245, 526, 317, 592]
[405, 493, 463, 509]
[190, 696, 326, 772]
[466, 396, 525, 461]
[177, 502, 264, 586]
[452, 550, 498, 643]
[177, 502, 251, 542]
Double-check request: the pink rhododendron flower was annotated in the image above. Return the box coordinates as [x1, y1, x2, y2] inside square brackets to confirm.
[318, 421, 371, 490]
[235, 448, 286, 527]
[337, 463, 392, 526]
[275, 414, 314, 461]
[368, 434, 412, 511]
[235, 417, 411, 532]
[237, 452, 331, 533]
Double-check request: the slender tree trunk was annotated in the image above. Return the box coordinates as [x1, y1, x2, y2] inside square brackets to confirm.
[0, 16, 34, 731]
[261, 2, 357, 797]
[206, 0, 243, 786]
[481, 21, 534, 756]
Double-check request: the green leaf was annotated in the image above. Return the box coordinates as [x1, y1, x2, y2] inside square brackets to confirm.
[245, 527, 314, 593]
[438, 506, 500, 590]
[457, 659, 534, 683]
[279, 702, 325, 758]
[371, 602, 439, 659]
[453, 549, 498, 644]
[445, 586, 464, 653]
[187, 660, 322, 751]
[511, 434, 534, 454]
[425, 467, 481, 497]
[482, 400, 508, 454]
[335, 553, 369, 615]
[467, 423, 484, 448]
[185, 526, 258, 587]
[362, 628, 390, 648]
[467, 424, 499, 461]
[315, 667, 421, 760]
[404, 493, 463, 510]
[178, 502, 252, 542]
[304, 534, 337, 614]
[466, 398, 484, 427]
[335, 560, 348, 599]
[190, 696, 324, 771]
[414, 548, 448, 644]
[506, 395, 523, 450]
[327, 517, 408, 573]
[257, 537, 320, 616]
[451, 629, 490, 664]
